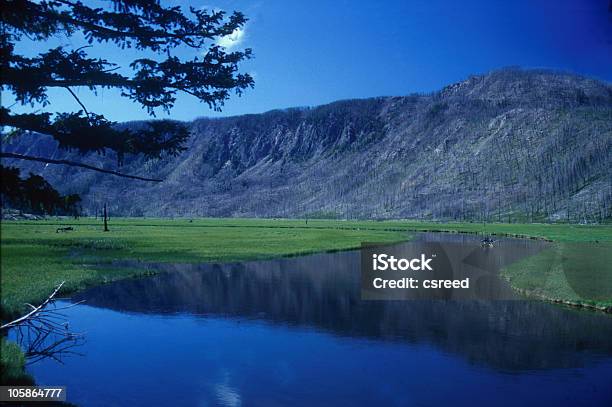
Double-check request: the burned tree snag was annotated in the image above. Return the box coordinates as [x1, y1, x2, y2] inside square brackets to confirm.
[103, 204, 109, 232]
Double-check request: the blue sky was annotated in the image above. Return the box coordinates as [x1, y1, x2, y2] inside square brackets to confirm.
[7, 0, 612, 122]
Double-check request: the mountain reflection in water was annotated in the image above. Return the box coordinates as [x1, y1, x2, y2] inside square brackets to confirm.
[70, 233, 612, 371]
[26, 233, 612, 407]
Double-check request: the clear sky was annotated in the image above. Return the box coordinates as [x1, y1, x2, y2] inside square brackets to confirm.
[7, 0, 612, 122]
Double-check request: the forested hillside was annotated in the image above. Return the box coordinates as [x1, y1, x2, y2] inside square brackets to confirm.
[3, 69, 611, 222]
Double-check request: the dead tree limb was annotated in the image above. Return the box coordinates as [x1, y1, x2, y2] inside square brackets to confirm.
[0, 152, 163, 182]
[1, 281, 85, 365]
[1, 281, 66, 330]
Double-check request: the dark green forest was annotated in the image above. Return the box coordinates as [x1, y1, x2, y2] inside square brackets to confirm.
[1, 165, 81, 216]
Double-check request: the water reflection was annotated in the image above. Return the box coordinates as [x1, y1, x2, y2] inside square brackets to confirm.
[24, 233, 612, 406]
[68, 233, 612, 371]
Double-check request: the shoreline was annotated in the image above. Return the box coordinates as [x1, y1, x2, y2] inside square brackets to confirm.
[1, 218, 611, 386]
[1, 219, 610, 317]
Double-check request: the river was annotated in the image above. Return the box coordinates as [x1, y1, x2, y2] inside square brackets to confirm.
[22, 233, 612, 406]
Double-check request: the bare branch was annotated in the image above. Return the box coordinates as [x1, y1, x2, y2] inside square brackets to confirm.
[2, 281, 85, 365]
[0, 152, 163, 182]
[1, 281, 65, 330]
[64, 86, 91, 119]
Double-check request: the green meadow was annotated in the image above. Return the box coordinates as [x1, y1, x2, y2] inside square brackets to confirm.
[1, 218, 409, 318]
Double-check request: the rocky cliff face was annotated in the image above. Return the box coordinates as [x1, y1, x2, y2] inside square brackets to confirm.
[3, 68, 611, 221]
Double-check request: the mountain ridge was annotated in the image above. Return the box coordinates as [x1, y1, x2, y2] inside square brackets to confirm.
[2, 68, 611, 221]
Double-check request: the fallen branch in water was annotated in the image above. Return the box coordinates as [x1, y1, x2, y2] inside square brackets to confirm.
[1, 281, 85, 364]
[1, 281, 66, 330]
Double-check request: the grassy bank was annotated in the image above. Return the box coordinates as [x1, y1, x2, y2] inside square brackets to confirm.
[1, 218, 612, 317]
[502, 242, 612, 312]
[0, 337, 33, 385]
[1, 217, 611, 384]
[1, 218, 413, 317]
[2, 218, 611, 317]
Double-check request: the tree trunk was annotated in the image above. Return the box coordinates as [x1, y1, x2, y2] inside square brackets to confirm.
[103, 203, 109, 232]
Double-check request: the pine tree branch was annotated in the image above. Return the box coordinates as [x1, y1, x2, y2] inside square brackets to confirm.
[0, 152, 163, 182]
[2, 0, 244, 50]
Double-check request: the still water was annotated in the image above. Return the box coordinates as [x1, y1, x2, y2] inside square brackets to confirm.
[25, 233, 612, 406]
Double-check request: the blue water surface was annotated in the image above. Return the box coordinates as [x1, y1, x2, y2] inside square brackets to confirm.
[22, 234, 612, 406]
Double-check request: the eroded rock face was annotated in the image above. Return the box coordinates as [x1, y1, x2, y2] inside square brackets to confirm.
[3, 68, 611, 221]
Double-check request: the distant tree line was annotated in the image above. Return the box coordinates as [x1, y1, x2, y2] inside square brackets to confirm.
[0, 166, 81, 217]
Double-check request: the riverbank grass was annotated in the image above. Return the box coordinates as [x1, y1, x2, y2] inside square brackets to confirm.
[503, 242, 612, 311]
[2, 218, 610, 317]
[2, 218, 412, 317]
[1, 337, 33, 385]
